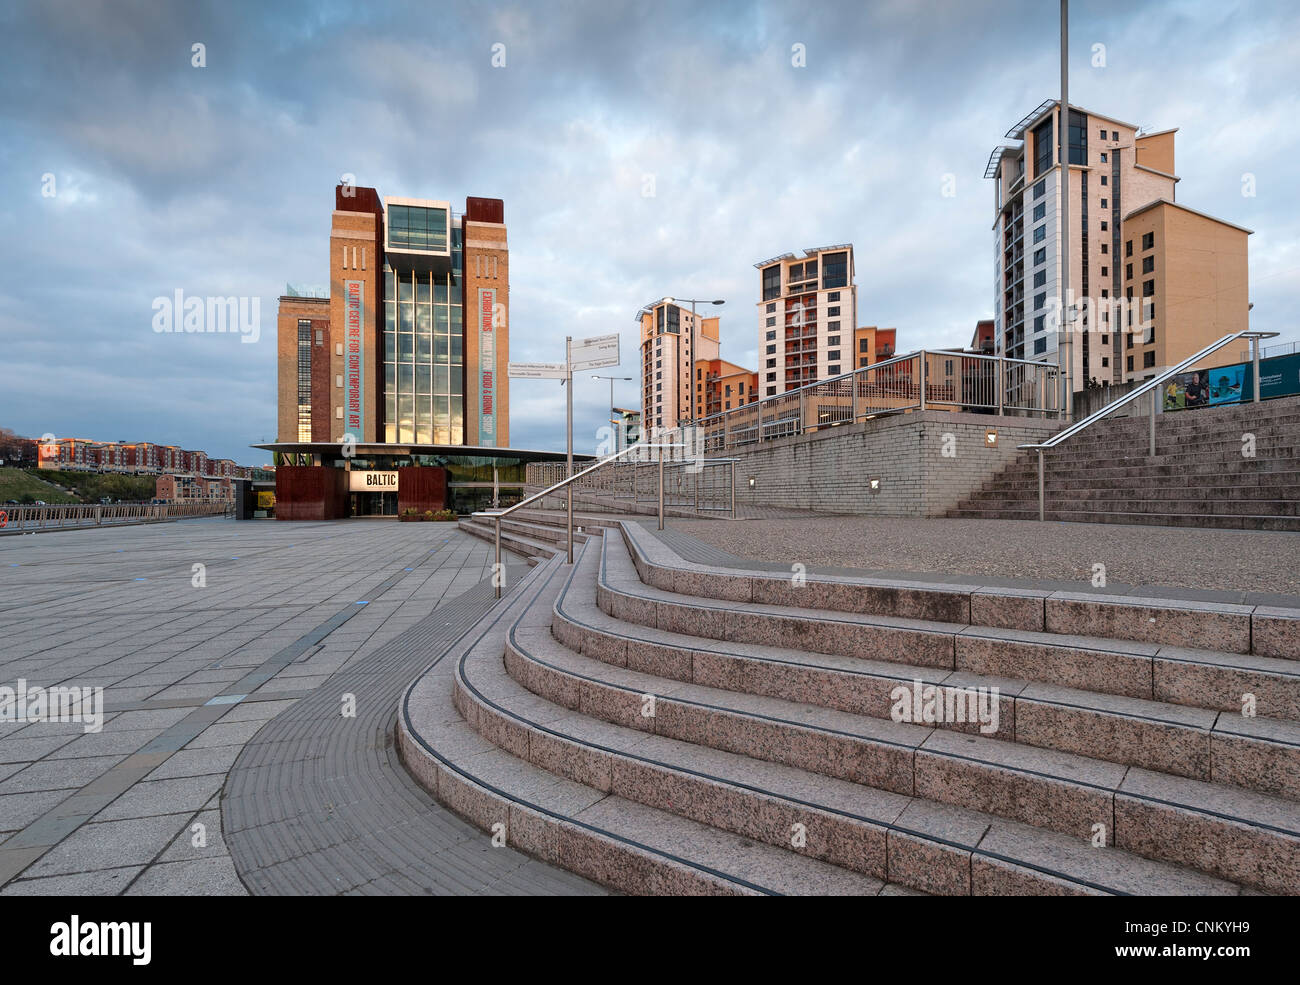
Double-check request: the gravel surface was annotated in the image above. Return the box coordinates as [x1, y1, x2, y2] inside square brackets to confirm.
[669, 515, 1300, 597]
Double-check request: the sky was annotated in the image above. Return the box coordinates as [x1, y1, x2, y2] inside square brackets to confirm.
[1, 0, 1297, 463]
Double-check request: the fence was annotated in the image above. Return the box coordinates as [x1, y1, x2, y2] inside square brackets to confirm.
[0, 501, 232, 533]
[650, 348, 1061, 456]
[524, 453, 737, 516]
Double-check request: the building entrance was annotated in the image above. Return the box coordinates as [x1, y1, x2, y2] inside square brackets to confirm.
[351, 491, 398, 517]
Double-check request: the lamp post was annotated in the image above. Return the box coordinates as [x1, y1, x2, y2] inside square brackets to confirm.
[593, 374, 632, 453]
[661, 296, 725, 428]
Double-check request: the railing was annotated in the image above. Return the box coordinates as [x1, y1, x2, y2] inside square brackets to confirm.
[0, 501, 233, 533]
[1018, 330, 1279, 521]
[654, 348, 1060, 455]
[477, 443, 736, 599]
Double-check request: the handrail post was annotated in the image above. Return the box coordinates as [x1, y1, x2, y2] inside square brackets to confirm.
[566, 482, 573, 565]
[1037, 448, 1045, 522]
[919, 350, 927, 410]
[730, 459, 736, 516]
[494, 515, 502, 599]
[657, 450, 665, 530]
[1149, 388, 1158, 456]
[1253, 336, 1262, 403]
[996, 357, 1004, 416]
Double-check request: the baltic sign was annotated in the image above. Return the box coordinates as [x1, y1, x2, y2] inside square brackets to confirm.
[344, 280, 365, 438]
[348, 470, 398, 492]
[478, 287, 498, 445]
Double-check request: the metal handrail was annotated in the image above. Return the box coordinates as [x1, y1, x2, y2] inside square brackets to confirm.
[1017, 329, 1279, 520]
[473, 442, 685, 597]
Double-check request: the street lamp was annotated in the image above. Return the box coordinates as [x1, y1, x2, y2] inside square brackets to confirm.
[661, 296, 725, 427]
[593, 374, 632, 454]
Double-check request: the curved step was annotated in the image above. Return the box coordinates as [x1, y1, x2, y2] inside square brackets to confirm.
[451, 552, 1253, 895]
[397, 556, 906, 895]
[599, 527, 1300, 720]
[553, 535, 1300, 801]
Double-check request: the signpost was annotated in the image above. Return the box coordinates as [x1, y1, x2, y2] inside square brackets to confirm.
[508, 333, 622, 563]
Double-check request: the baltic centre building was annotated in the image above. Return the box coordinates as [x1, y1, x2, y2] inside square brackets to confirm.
[262, 185, 576, 519]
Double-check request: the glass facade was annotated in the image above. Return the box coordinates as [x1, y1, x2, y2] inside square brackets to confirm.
[387, 204, 449, 252]
[296, 319, 312, 441]
[384, 225, 465, 444]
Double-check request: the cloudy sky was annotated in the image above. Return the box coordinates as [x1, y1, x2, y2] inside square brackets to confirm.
[2, 0, 1296, 462]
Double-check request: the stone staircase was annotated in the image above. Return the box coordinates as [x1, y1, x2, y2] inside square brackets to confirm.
[402, 512, 1300, 895]
[948, 395, 1300, 530]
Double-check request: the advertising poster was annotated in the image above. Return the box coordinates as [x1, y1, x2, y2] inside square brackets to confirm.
[1208, 363, 1246, 406]
[1163, 370, 1209, 411]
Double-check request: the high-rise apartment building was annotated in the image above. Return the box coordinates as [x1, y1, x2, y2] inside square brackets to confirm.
[277, 186, 509, 448]
[754, 246, 857, 397]
[637, 300, 720, 431]
[699, 359, 759, 417]
[987, 101, 1250, 389]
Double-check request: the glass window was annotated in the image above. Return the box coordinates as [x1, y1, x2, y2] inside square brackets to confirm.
[1033, 117, 1054, 178]
[1032, 178, 1046, 199]
[822, 252, 848, 289]
[1033, 225, 1046, 243]
[762, 266, 781, 300]
[1142, 232, 1154, 250]
[1033, 203, 1046, 221]
[387, 205, 448, 252]
[1033, 247, 1046, 264]
[1142, 255, 1154, 274]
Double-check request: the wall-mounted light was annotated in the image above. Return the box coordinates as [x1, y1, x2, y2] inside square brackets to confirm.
[747, 476, 756, 489]
[985, 429, 998, 447]
[869, 477, 881, 494]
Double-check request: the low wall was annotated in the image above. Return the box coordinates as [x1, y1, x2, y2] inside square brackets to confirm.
[728, 410, 1061, 516]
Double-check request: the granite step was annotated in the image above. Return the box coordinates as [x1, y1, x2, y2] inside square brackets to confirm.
[396, 559, 902, 895]
[552, 537, 1300, 800]
[452, 554, 1253, 895]
[614, 520, 1298, 659]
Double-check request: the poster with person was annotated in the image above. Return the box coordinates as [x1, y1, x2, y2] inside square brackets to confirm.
[1208, 364, 1246, 406]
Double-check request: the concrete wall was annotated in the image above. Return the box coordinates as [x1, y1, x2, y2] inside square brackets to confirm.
[728, 410, 1061, 516]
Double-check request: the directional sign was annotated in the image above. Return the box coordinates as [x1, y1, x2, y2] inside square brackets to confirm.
[570, 333, 620, 371]
[508, 361, 568, 379]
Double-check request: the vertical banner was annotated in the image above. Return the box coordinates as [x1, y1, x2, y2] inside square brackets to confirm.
[344, 279, 365, 438]
[478, 287, 497, 445]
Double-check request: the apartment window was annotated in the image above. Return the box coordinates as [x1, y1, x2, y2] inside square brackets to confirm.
[828, 306, 840, 317]
[762, 266, 781, 301]
[1033, 117, 1054, 178]
[1068, 109, 1088, 165]
[1112, 130, 1119, 140]
[1100, 153, 1107, 163]
[1033, 270, 1046, 288]
[1033, 315, 1045, 333]
[827, 350, 841, 361]
[1034, 337, 1047, 354]
[766, 358, 775, 368]
[1100, 220, 1108, 231]
[1033, 247, 1046, 264]
[859, 339, 869, 353]
[1100, 198, 1107, 209]
[1101, 243, 1108, 254]
[1101, 334, 1109, 345]
[1100, 266, 1107, 277]
[827, 291, 840, 302]
[1125, 263, 1133, 280]
[766, 302, 776, 313]
[1032, 178, 1046, 199]
[1143, 279, 1155, 297]
[1126, 355, 1134, 372]
[1033, 203, 1046, 221]
[1125, 240, 1133, 257]
[828, 365, 841, 376]
[655, 371, 661, 380]
[826, 335, 840, 346]
[1101, 289, 1109, 298]
[724, 385, 732, 397]
[766, 344, 775, 354]
[765, 316, 776, 327]
[655, 383, 661, 392]
[1099, 128, 1107, 140]
[827, 321, 840, 331]
[765, 373, 776, 383]
[1034, 292, 1046, 310]
[1142, 255, 1155, 274]
[1142, 232, 1154, 250]
[822, 252, 848, 289]
[765, 330, 776, 341]
[1143, 351, 1156, 368]
[1033, 225, 1046, 243]
[1100, 175, 1107, 185]
[859, 357, 869, 367]
[1101, 357, 1109, 368]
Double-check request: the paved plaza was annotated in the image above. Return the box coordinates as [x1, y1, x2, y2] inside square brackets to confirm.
[0, 517, 601, 895]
